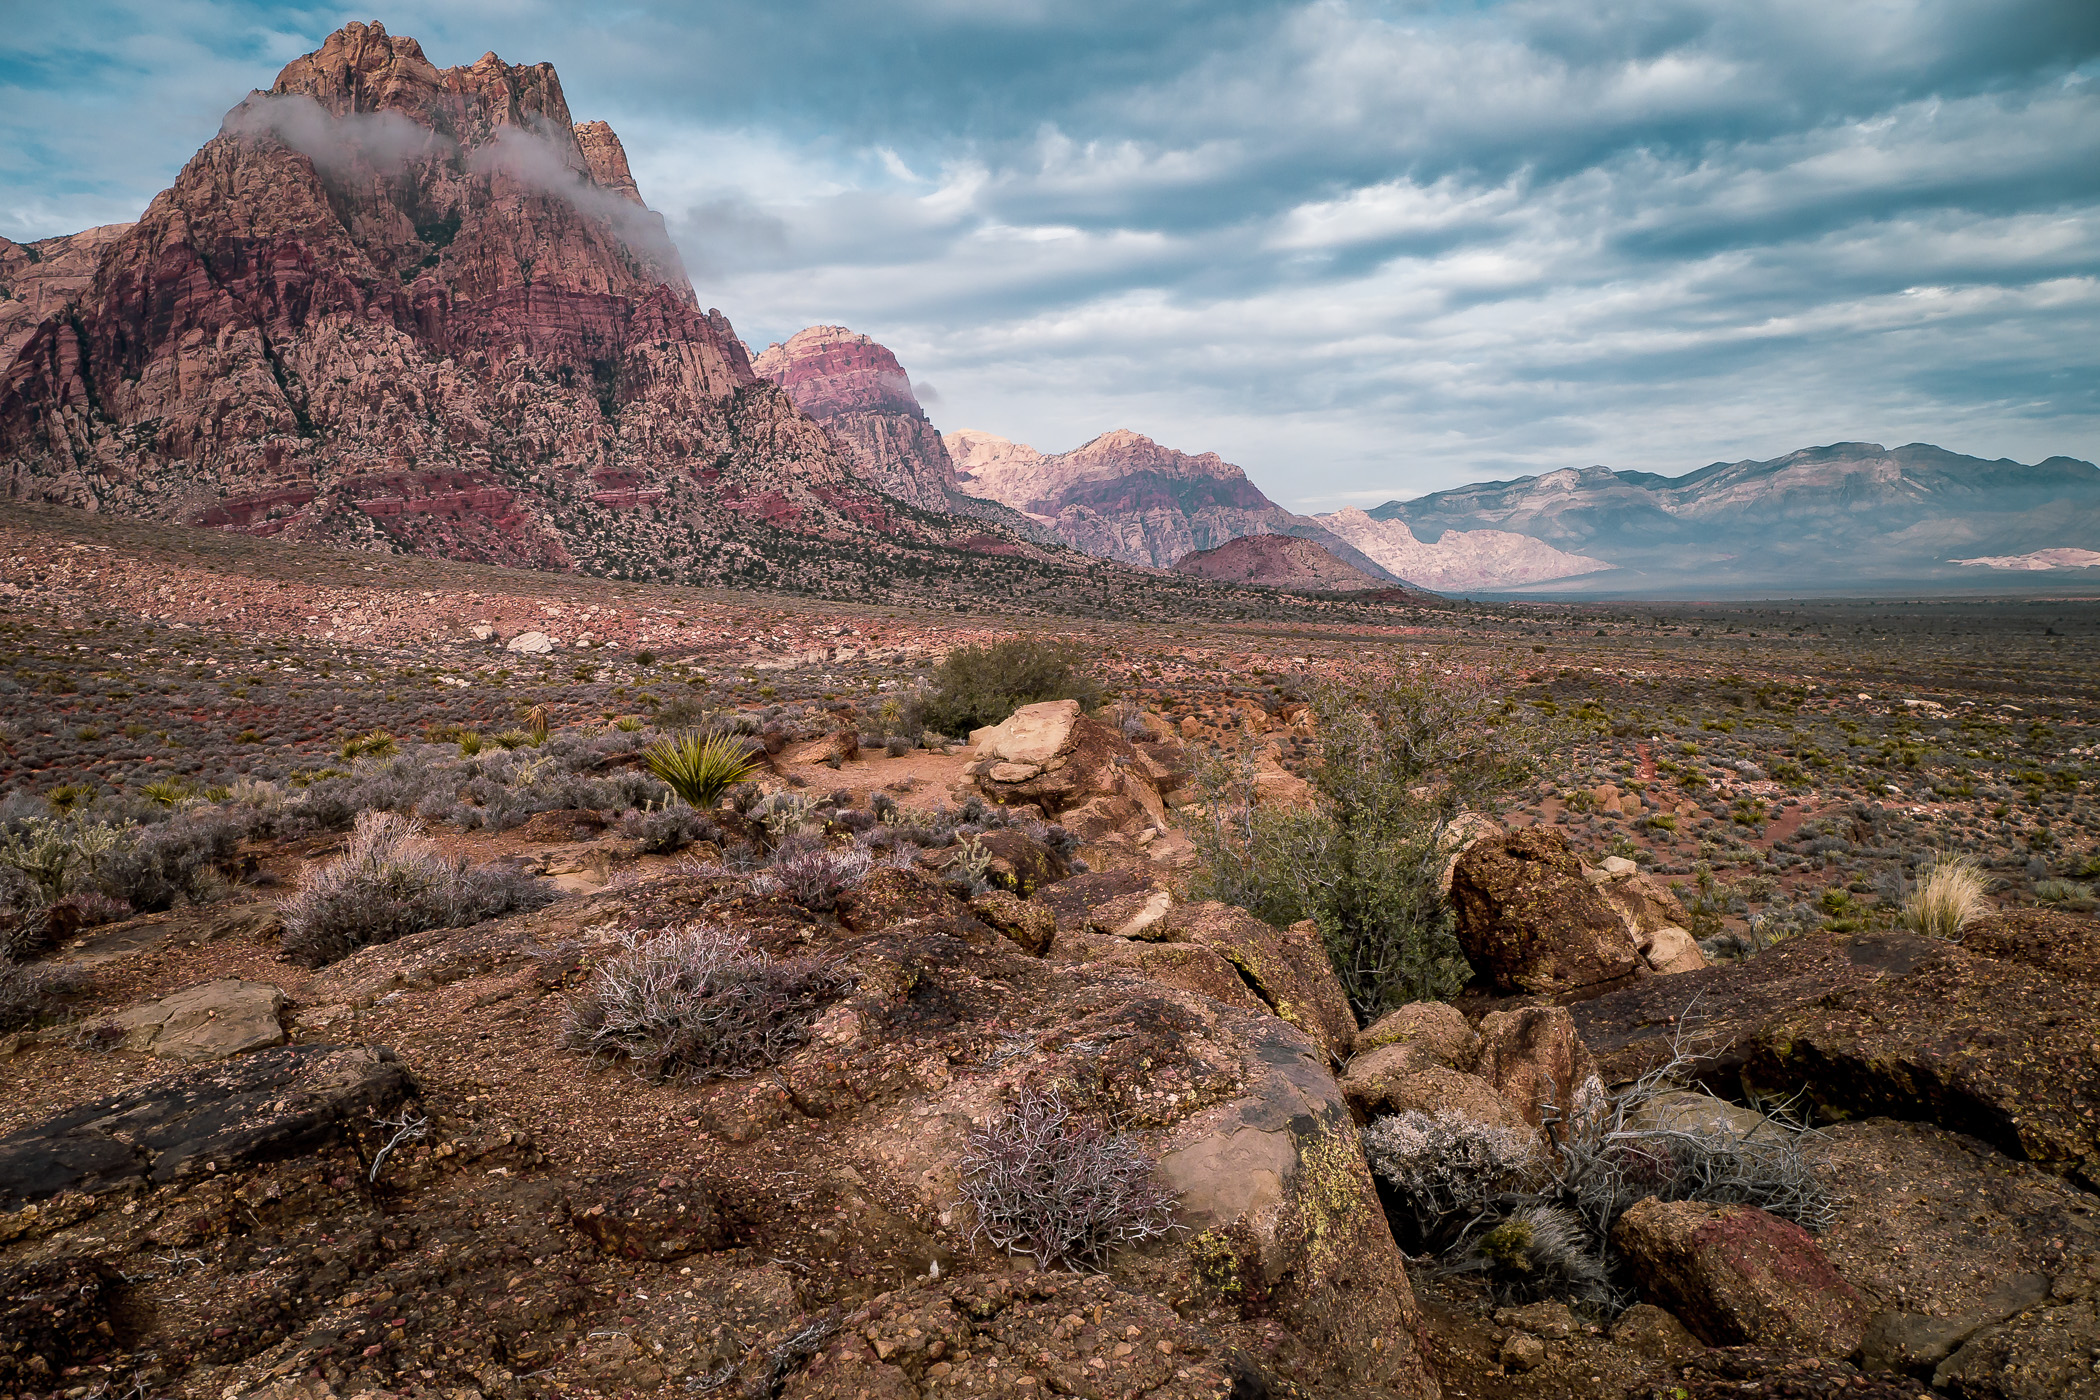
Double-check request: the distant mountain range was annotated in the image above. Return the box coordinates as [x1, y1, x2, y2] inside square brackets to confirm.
[1360, 443, 2100, 591]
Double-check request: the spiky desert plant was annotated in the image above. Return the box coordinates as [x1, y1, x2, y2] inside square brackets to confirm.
[1903, 853, 1992, 939]
[525, 704, 550, 744]
[645, 732, 762, 810]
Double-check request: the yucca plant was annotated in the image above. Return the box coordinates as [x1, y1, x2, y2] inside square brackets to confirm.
[644, 732, 761, 810]
[139, 779, 193, 808]
[1903, 854, 1992, 939]
[525, 704, 550, 744]
[457, 731, 485, 756]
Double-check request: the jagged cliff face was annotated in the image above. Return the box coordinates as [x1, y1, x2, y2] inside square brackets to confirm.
[947, 427, 1399, 579]
[0, 22, 1041, 591]
[754, 325, 1059, 542]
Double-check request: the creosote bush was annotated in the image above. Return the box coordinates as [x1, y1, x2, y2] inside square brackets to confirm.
[279, 811, 554, 967]
[958, 1085, 1178, 1272]
[918, 637, 1104, 738]
[1189, 656, 1558, 1015]
[751, 837, 871, 911]
[562, 924, 851, 1082]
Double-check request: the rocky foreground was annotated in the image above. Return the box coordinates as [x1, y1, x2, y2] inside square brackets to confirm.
[3, 689, 2097, 1400]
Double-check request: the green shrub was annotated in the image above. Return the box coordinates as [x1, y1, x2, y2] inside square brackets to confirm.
[644, 732, 762, 809]
[1187, 658, 1557, 1017]
[918, 638, 1103, 737]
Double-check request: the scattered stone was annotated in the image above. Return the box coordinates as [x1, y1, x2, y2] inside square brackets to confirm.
[1354, 1000, 1481, 1068]
[568, 1172, 723, 1260]
[1610, 1302, 1700, 1360]
[1499, 1331, 1545, 1371]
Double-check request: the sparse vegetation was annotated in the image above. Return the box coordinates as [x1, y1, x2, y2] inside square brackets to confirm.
[562, 924, 851, 1082]
[1903, 853, 1992, 937]
[918, 637, 1104, 737]
[1189, 658, 1557, 1015]
[643, 731, 762, 809]
[278, 811, 554, 966]
[958, 1085, 1179, 1271]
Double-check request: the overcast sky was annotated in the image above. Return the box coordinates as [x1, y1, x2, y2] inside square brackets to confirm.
[5, 1, 2096, 507]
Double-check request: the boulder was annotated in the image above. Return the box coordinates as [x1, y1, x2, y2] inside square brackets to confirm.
[1473, 1004, 1604, 1129]
[1354, 1000, 1480, 1068]
[0, 1045, 412, 1207]
[1436, 812, 1504, 895]
[970, 828, 1069, 896]
[504, 630, 554, 654]
[782, 728, 859, 766]
[106, 978, 287, 1061]
[1860, 1273, 2049, 1381]
[1744, 939, 2100, 1186]
[1641, 923, 1708, 975]
[1612, 1197, 1868, 1356]
[1609, 1302, 1701, 1360]
[1338, 1043, 1531, 1129]
[1034, 867, 1163, 930]
[1596, 867, 1693, 943]
[1156, 1016, 1437, 1396]
[968, 700, 1170, 839]
[1449, 827, 1643, 997]
[966, 890, 1055, 955]
[1153, 902, 1357, 1062]
[1626, 1089, 1771, 1140]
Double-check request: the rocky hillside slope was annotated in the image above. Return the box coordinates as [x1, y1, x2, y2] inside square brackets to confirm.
[1318, 506, 1611, 591]
[1171, 532, 1399, 592]
[948, 427, 1400, 579]
[0, 23, 1086, 602]
[1365, 442, 2100, 590]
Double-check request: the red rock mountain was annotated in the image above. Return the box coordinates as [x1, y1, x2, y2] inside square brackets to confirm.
[0, 23, 1065, 597]
[1171, 534, 1404, 593]
[947, 427, 1399, 580]
[752, 325, 1045, 539]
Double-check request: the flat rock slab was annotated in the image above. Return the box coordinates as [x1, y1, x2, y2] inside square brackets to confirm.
[109, 977, 286, 1061]
[1648, 1346, 1934, 1399]
[1745, 941, 2100, 1186]
[1961, 908, 2100, 987]
[1811, 1119, 2100, 1321]
[1569, 932, 1895, 1086]
[0, 1044, 411, 1208]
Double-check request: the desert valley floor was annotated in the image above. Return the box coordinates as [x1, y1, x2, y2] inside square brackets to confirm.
[2, 500, 2098, 1400]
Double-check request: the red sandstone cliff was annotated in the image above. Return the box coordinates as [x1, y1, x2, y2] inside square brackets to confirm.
[0, 23, 1059, 592]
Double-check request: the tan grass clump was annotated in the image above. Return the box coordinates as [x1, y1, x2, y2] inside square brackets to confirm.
[1903, 853, 1992, 939]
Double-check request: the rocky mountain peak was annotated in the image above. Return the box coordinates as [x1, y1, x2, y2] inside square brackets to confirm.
[753, 325, 924, 419]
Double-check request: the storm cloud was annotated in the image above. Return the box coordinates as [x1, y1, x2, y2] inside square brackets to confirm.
[4, 0, 2095, 505]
